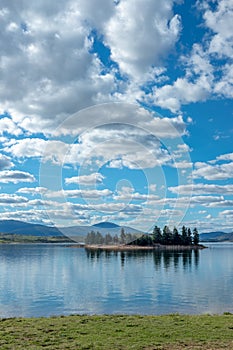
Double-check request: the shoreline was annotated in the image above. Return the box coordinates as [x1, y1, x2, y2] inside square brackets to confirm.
[81, 244, 207, 251]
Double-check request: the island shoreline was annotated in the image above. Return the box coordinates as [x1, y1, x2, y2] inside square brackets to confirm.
[76, 243, 207, 250]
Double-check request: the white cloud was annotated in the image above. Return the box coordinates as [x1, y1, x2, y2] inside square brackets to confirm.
[0, 0, 185, 133]
[148, 42, 214, 112]
[4, 138, 69, 165]
[47, 188, 112, 199]
[73, 125, 171, 169]
[149, 184, 157, 192]
[65, 173, 105, 186]
[3, 105, 189, 171]
[0, 170, 35, 183]
[0, 117, 23, 136]
[214, 63, 233, 98]
[104, 0, 181, 80]
[169, 183, 233, 196]
[152, 76, 211, 112]
[208, 200, 233, 208]
[0, 0, 232, 134]
[0, 154, 13, 170]
[0, 193, 28, 205]
[0, 1, 117, 134]
[203, 0, 233, 58]
[113, 189, 159, 202]
[216, 152, 233, 162]
[219, 210, 233, 217]
[17, 187, 48, 196]
[201, 0, 233, 99]
[146, 195, 227, 209]
[193, 161, 233, 180]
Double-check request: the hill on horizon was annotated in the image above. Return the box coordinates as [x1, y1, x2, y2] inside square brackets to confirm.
[93, 222, 120, 229]
[0, 219, 141, 238]
[200, 231, 233, 242]
[0, 220, 63, 237]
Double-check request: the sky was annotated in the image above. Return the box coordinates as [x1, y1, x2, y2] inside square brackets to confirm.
[0, 0, 233, 233]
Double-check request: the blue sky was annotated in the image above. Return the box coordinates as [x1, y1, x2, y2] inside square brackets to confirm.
[0, 0, 232, 233]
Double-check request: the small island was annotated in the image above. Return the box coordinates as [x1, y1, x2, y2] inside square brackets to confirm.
[84, 225, 206, 251]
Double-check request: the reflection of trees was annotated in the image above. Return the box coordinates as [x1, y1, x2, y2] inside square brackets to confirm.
[85, 249, 200, 270]
[194, 250, 200, 268]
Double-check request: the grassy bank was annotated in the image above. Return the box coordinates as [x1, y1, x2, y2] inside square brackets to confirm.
[1, 314, 233, 349]
[0, 234, 73, 244]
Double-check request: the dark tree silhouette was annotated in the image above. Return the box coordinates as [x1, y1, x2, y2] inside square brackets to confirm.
[153, 225, 162, 244]
[193, 227, 199, 245]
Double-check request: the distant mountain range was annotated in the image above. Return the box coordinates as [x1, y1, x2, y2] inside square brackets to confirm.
[1, 220, 232, 242]
[0, 220, 142, 239]
[200, 231, 233, 242]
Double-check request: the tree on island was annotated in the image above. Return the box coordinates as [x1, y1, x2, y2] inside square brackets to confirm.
[134, 225, 200, 247]
[153, 225, 162, 244]
[193, 227, 199, 245]
[85, 230, 139, 245]
[162, 226, 172, 245]
[181, 225, 188, 245]
[172, 227, 182, 245]
[187, 228, 193, 246]
[85, 226, 200, 247]
[120, 228, 126, 244]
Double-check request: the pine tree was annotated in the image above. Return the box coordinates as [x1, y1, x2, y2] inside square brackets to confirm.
[153, 225, 162, 244]
[193, 227, 199, 245]
[162, 225, 172, 245]
[105, 233, 112, 245]
[187, 228, 192, 246]
[85, 230, 96, 244]
[181, 225, 188, 245]
[172, 227, 181, 245]
[120, 228, 126, 244]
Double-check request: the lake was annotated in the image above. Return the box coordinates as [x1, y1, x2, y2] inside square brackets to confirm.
[0, 243, 233, 318]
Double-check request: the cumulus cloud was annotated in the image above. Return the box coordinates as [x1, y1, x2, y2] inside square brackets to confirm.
[0, 0, 117, 133]
[169, 183, 233, 195]
[0, 170, 35, 183]
[17, 187, 48, 196]
[0, 0, 184, 134]
[203, 0, 233, 58]
[0, 0, 232, 133]
[0, 193, 28, 205]
[4, 138, 69, 164]
[73, 125, 171, 169]
[2, 104, 189, 170]
[47, 188, 112, 199]
[0, 154, 13, 170]
[151, 76, 211, 112]
[150, 43, 214, 112]
[0, 116, 23, 136]
[65, 173, 105, 186]
[219, 210, 233, 217]
[201, 0, 233, 99]
[216, 152, 233, 162]
[104, 0, 181, 80]
[193, 161, 233, 180]
[113, 189, 159, 202]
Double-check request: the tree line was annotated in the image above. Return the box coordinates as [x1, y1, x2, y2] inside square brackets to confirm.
[85, 228, 138, 245]
[85, 225, 200, 246]
[131, 225, 199, 246]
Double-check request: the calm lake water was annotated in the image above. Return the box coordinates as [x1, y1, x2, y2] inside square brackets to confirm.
[0, 243, 233, 318]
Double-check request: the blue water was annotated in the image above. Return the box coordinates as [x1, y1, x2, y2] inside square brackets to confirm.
[0, 243, 233, 318]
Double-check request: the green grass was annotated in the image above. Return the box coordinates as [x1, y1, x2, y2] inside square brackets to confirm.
[0, 235, 73, 243]
[1, 314, 233, 349]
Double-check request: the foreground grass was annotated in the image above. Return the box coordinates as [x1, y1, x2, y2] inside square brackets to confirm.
[1, 314, 233, 349]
